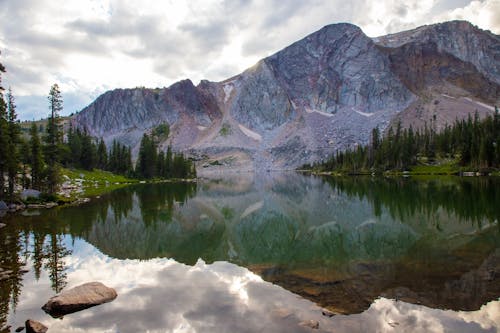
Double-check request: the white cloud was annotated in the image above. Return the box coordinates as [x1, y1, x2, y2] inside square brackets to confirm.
[0, 0, 499, 120]
[434, 0, 500, 33]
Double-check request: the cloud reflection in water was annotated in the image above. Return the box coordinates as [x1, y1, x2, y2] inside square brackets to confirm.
[9, 237, 500, 332]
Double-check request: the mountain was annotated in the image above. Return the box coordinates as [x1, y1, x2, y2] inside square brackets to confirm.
[73, 21, 500, 171]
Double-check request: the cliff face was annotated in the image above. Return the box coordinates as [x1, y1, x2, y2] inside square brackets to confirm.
[73, 20, 500, 170]
[373, 21, 500, 131]
[374, 21, 500, 86]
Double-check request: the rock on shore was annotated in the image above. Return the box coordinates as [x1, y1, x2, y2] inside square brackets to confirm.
[42, 282, 117, 318]
[25, 319, 47, 333]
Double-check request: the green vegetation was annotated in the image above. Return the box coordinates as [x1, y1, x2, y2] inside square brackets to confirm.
[219, 123, 232, 137]
[409, 162, 460, 175]
[306, 109, 500, 175]
[0, 58, 8, 200]
[6, 89, 20, 201]
[324, 176, 500, 225]
[221, 206, 234, 219]
[152, 123, 170, 139]
[64, 125, 134, 176]
[61, 168, 137, 198]
[44, 83, 64, 194]
[0, 58, 196, 205]
[136, 133, 196, 179]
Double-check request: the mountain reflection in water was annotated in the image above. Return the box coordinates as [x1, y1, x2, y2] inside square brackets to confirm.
[0, 173, 499, 332]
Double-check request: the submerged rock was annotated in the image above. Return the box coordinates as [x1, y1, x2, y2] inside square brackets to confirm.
[25, 319, 47, 333]
[42, 282, 117, 318]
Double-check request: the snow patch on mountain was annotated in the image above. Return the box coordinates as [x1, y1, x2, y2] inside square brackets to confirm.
[238, 124, 262, 141]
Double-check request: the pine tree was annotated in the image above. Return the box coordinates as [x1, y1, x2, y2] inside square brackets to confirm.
[80, 129, 95, 170]
[108, 140, 118, 172]
[0, 58, 7, 199]
[44, 84, 63, 194]
[157, 150, 165, 177]
[6, 88, 20, 201]
[136, 134, 157, 178]
[165, 145, 173, 178]
[29, 123, 44, 190]
[20, 139, 31, 189]
[191, 162, 197, 178]
[67, 123, 82, 167]
[96, 138, 107, 170]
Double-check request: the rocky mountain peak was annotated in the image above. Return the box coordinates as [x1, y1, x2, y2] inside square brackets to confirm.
[74, 21, 499, 171]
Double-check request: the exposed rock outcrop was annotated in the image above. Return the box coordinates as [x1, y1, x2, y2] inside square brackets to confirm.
[42, 282, 117, 318]
[73, 20, 499, 170]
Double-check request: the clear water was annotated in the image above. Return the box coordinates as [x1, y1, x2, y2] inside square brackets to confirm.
[0, 173, 499, 332]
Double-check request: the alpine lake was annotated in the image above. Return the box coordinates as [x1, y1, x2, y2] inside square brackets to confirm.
[0, 173, 499, 332]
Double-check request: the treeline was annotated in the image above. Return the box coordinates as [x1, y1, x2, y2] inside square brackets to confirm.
[61, 128, 196, 180]
[308, 109, 500, 173]
[63, 125, 134, 175]
[136, 133, 196, 179]
[0, 58, 196, 202]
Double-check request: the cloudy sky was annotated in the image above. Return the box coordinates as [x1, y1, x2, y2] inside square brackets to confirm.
[1, 0, 499, 120]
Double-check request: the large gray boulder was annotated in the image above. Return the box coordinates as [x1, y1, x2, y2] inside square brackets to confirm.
[42, 282, 117, 318]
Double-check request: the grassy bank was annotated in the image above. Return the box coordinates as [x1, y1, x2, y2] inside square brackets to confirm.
[60, 168, 138, 199]
[306, 159, 499, 177]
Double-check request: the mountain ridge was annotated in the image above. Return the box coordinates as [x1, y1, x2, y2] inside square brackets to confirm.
[73, 20, 500, 171]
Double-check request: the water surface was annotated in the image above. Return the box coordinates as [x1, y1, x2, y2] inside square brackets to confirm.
[0, 173, 499, 332]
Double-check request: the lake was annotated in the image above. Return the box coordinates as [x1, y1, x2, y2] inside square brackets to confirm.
[0, 173, 499, 332]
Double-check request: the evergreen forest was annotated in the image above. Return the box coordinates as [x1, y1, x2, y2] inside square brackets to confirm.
[0, 59, 196, 202]
[306, 109, 500, 174]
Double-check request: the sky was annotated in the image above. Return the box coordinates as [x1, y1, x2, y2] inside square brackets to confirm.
[0, 0, 499, 120]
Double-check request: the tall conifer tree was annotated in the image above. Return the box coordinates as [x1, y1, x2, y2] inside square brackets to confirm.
[0, 56, 7, 199]
[6, 88, 20, 200]
[45, 84, 63, 194]
[29, 123, 44, 190]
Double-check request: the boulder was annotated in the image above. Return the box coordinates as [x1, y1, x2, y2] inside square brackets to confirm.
[25, 319, 47, 333]
[20, 189, 41, 201]
[0, 201, 7, 210]
[42, 282, 117, 318]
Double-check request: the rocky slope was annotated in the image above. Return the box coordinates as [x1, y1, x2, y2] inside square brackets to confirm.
[73, 20, 500, 171]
